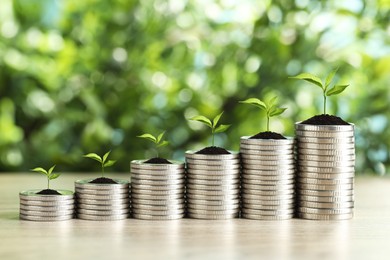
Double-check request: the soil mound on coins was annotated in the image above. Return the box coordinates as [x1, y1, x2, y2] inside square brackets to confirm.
[37, 189, 61, 195]
[250, 131, 286, 139]
[195, 146, 231, 154]
[89, 177, 118, 184]
[144, 157, 172, 164]
[301, 114, 350, 125]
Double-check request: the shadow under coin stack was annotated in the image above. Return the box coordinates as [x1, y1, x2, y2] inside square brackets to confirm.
[240, 137, 295, 220]
[19, 190, 74, 221]
[185, 151, 241, 220]
[130, 160, 186, 220]
[296, 123, 355, 220]
[75, 180, 130, 221]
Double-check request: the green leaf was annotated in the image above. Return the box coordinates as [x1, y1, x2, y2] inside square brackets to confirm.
[84, 153, 103, 163]
[269, 107, 287, 117]
[267, 96, 278, 107]
[325, 68, 339, 88]
[214, 124, 231, 133]
[137, 134, 157, 143]
[290, 73, 323, 89]
[103, 160, 116, 167]
[49, 173, 60, 180]
[326, 84, 349, 96]
[48, 165, 56, 175]
[102, 151, 111, 164]
[239, 98, 266, 110]
[212, 112, 223, 127]
[190, 115, 212, 127]
[31, 167, 47, 175]
[157, 131, 165, 143]
[157, 140, 169, 148]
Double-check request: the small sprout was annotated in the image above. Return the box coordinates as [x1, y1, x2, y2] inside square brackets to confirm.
[190, 111, 231, 146]
[137, 131, 169, 157]
[239, 96, 287, 132]
[84, 151, 116, 177]
[290, 68, 349, 114]
[31, 165, 60, 190]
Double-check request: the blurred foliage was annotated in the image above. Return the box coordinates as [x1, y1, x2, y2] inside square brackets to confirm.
[0, 0, 389, 174]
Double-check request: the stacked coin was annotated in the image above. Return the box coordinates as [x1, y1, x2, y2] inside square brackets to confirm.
[240, 137, 295, 220]
[75, 179, 130, 221]
[130, 160, 185, 220]
[295, 123, 355, 220]
[19, 190, 74, 221]
[185, 151, 240, 220]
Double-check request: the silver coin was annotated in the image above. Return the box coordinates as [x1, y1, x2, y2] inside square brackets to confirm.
[240, 148, 294, 156]
[130, 198, 184, 206]
[242, 183, 295, 191]
[296, 130, 354, 138]
[297, 136, 355, 144]
[186, 193, 239, 201]
[299, 154, 356, 162]
[242, 189, 294, 196]
[298, 148, 355, 156]
[298, 183, 354, 191]
[131, 166, 185, 173]
[131, 183, 184, 191]
[77, 213, 129, 221]
[131, 193, 184, 200]
[132, 213, 184, 220]
[186, 170, 240, 177]
[75, 179, 129, 189]
[298, 189, 353, 197]
[186, 175, 240, 182]
[240, 153, 294, 160]
[298, 171, 355, 179]
[243, 164, 295, 171]
[295, 123, 354, 131]
[131, 188, 184, 196]
[186, 178, 240, 185]
[131, 170, 185, 178]
[132, 208, 185, 216]
[299, 201, 354, 209]
[131, 203, 184, 211]
[76, 193, 129, 200]
[187, 203, 240, 211]
[297, 177, 354, 185]
[242, 158, 294, 166]
[242, 203, 294, 210]
[186, 189, 240, 196]
[242, 168, 295, 176]
[242, 174, 295, 182]
[77, 198, 130, 205]
[241, 179, 294, 186]
[186, 183, 239, 191]
[186, 158, 240, 166]
[298, 160, 355, 168]
[77, 208, 130, 216]
[240, 143, 294, 151]
[298, 207, 353, 215]
[187, 198, 240, 206]
[241, 213, 293, 220]
[130, 178, 185, 186]
[298, 166, 355, 174]
[19, 199, 75, 206]
[242, 193, 295, 200]
[187, 212, 239, 220]
[187, 208, 239, 215]
[240, 136, 294, 144]
[299, 195, 354, 203]
[77, 203, 130, 210]
[19, 190, 74, 201]
[242, 208, 294, 216]
[185, 151, 239, 160]
[298, 142, 355, 150]
[131, 174, 184, 181]
[187, 164, 241, 170]
[20, 204, 74, 212]
[298, 212, 353, 220]
[242, 198, 295, 206]
[20, 209, 74, 217]
[131, 160, 185, 170]
[75, 188, 129, 195]
[20, 214, 73, 221]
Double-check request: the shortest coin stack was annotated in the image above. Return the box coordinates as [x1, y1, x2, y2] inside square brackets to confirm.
[130, 160, 186, 220]
[20, 190, 75, 221]
[75, 179, 130, 221]
[240, 137, 295, 220]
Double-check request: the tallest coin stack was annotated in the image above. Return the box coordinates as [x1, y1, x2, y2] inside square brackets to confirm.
[295, 123, 355, 220]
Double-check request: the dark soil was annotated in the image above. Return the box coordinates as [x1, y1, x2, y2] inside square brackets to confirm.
[144, 157, 172, 164]
[250, 131, 287, 139]
[300, 114, 350, 125]
[89, 177, 118, 184]
[36, 189, 61, 195]
[195, 146, 231, 154]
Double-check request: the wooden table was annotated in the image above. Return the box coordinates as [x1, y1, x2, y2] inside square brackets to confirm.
[0, 173, 389, 260]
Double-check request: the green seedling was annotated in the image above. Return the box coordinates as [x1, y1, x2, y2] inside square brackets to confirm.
[290, 69, 349, 114]
[137, 131, 169, 157]
[31, 165, 59, 190]
[190, 112, 231, 146]
[84, 151, 116, 177]
[239, 96, 287, 132]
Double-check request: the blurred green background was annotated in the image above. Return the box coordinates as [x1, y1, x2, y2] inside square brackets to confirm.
[0, 0, 389, 174]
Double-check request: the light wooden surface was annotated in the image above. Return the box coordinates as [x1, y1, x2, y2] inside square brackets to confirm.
[0, 173, 389, 260]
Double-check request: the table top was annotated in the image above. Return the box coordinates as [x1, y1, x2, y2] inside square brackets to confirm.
[0, 173, 389, 260]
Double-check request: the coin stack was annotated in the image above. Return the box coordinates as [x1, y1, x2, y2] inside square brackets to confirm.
[240, 137, 295, 220]
[130, 160, 185, 220]
[295, 123, 355, 220]
[19, 190, 74, 221]
[185, 151, 240, 220]
[75, 179, 130, 221]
